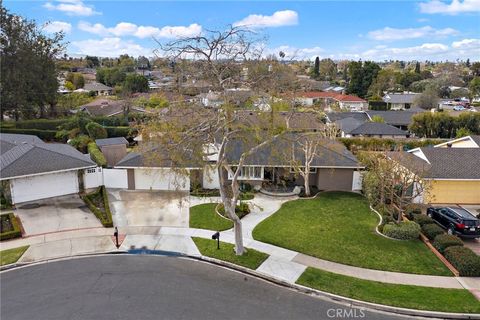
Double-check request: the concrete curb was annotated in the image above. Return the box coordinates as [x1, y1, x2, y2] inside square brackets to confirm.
[3, 252, 477, 319]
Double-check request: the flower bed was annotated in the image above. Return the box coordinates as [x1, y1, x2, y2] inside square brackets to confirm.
[0, 212, 22, 241]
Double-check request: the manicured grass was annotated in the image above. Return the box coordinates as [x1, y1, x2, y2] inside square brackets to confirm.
[0, 246, 29, 266]
[192, 237, 268, 269]
[190, 203, 233, 231]
[253, 191, 451, 276]
[297, 267, 480, 313]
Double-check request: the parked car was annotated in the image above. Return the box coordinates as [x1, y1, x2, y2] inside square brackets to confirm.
[453, 105, 465, 111]
[427, 206, 480, 238]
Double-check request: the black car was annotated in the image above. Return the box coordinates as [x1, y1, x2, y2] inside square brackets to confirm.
[427, 206, 480, 239]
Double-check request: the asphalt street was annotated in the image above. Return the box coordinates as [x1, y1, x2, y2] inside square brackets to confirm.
[1, 255, 408, 320]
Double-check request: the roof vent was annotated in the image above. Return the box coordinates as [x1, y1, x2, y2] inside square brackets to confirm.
[447, 143, 452, 148]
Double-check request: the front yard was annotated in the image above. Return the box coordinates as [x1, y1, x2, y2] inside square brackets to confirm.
[253, 192, 451, 276]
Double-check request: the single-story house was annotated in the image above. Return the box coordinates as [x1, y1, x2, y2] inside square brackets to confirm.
[341, 122, 409, 138]
[397, 146, 480, 204]
[365, 110, 423, 131]
[82, 82, 113, 96]
[96, 137, 129, 167]
[0, 133, 96, 204]
[382, 93, 419, 110]
[297, 92, 368, 111]
[80, 99, 147, 117]
[434, 135, 480, 148]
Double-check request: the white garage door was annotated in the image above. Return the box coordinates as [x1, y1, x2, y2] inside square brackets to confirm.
[11, 171, 79, 204]
[134, 169, 190, 191]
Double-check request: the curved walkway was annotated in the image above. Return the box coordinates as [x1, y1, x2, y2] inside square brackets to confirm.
[1, 194, 479, 298]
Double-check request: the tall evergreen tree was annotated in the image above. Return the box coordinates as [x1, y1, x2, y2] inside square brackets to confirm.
[313, 56, 320, 78]
[414, 61, 421, 74]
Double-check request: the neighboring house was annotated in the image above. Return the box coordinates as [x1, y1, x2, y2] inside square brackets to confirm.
[382, 93, 418, 110]
[323, 86, 345, 93]
[297, 92, 368, 111]
[365, 110, 424, 131]
[198, 91, 223, 108]
[79, 99, 147, 117]
[434, 135, 480, 148]
[397, 144, 480, 204]
[81, 82, 113, 96]
[326, 112, 370, 123]
[0, 133, 96, 204]
[95, 137, 129, 167]
[346, 122, 409, 138]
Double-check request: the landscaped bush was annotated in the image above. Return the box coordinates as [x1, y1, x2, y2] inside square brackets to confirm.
[87, 142, 107, 167]
[0, 128, 57, 141]
[378, 214, 394, 233]
[413, 214, 435, 227]
[444, 246, 480, 277]
[0, 213, 22, 241]
[105, 126, 134, 138]
[382, 221, 421, 240]
[433, 234, 464, 254]
[92, 116, 128, 127]
[421, 223, 445, 240]
[405, 207, 422, 220]
[82, 186, 113, 227]
[85, 122, 107, 139]
[340, 137, 445, 153]
[190, 189, 221, 197]
[218, 202, 251, 219]
[14, 119, 68, 130]
[68, 134, 92, 153]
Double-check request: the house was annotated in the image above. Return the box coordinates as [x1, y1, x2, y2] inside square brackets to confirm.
[365, 110, 424, 131]
[382, 93, 419, 110]
[433, 135, 480, 148]
[80, 82, 113, 96]
[197, 91, 223, 108]
[297, 92, 368, 111]
[0, 133, 96, 204]
[95, 137, 129, 167]
[347, 122, 409, 138]
[79, 99, 147, 117]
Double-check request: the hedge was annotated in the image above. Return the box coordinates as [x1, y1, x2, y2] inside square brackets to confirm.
[13, 119, 69, 130]
[413, 214, 436, 227]
[422, 223, 445, 240]
[382, 221, 421, 240]
[433, 234, 464, 254]
[86, 122, 107, 139]
[0, 213, 22, 241]
[92, 116, 128, 127]
[444, 246, 480, 277]
[339, 137, 445, 153]
[87, 142, 107, 167]
[82, 186, 113, 227]
[105, 126, 134, 138]
[0, 128, 57, 141]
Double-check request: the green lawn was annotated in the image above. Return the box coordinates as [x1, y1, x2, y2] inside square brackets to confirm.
[190, 203, 233, 231]
[253, 191, 451, 276]
[192, 237, 268, 269]
[297, 267, 480, 313]
[0, 246, 29, 266]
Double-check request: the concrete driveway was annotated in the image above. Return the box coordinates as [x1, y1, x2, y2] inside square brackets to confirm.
[108, 189, 189, 227]
[15, 195, 102, 235]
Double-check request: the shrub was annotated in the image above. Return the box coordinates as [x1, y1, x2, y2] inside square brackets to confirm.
[14, 119, 68, 130]
[413, 214, 435, 227]
[87, 142, 107, 167]
[105, 126, 133, 138]
[422, 223, 445, 240]
[68, 134, 92, 153]
[405, 207, 422, 220]
[0, 213, 22, 241]
[82, 186, 113, 227]
[218, 202, 251, 219]
[85, 122, 107, 140]
[444, 246, 480, 277]
[382, 221, 421, 240]
[92, 116, 128, 127]
[378, 214, 394, 233]
[0, 128, 57, 141]
[433, 234, 464, 254]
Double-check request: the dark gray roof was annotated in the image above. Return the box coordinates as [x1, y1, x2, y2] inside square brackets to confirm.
[420, 147, 480, 179]
[1, 140, 96, 179]
[96, 137, 128, 147]
[326, 112, 369, 123]
[84, 82, 113, 91]
[382, 93, 418, 104]
[335, 117, 364, 133]
[366, 110, 423, 126]
[350, 122, 409, 136]
[0, 133, 44, 152]
[470, 135, 480, 147]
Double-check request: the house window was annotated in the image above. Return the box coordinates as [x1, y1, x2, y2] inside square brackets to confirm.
[228, 166, 264, 180]
[290, 167, 317, 173]
[87, 168, 96, 174]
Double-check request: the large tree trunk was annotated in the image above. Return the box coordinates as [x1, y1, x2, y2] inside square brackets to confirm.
[49, 102, 57, 117]
[226, 204, 245, 255]
[303, 170, 310, 197]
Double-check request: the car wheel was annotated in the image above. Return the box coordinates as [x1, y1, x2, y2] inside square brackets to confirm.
[447, 227, 454, 235]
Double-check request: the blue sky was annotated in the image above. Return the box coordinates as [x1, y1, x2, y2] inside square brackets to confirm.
[4, 0, 480, 61]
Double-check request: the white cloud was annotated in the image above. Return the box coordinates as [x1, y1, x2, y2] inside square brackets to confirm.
[419, 0, 480, 14]
[71, 37, 152, 57]
[43, 21, 72, 33]
[368, 26, 458, 41]
[78, 21, 202, 39]
[233, 10, 298, 28]
[266, 45, 324, 60]
[451, 38, 480, 48]
[362, 43, 449, 59]
[44, 0, 100, 16]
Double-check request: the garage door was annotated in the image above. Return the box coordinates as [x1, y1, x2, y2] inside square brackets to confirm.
[134, 169, 190, 191]
[429, 180, 480, 204]
[11, 171, 79, 204]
